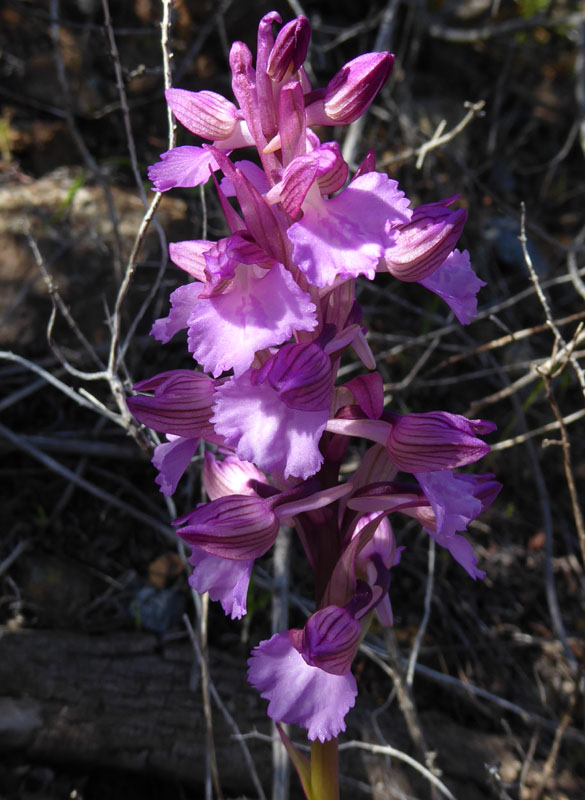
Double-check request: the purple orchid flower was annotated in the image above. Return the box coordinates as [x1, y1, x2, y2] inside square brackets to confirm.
[127, 10, 501, 780]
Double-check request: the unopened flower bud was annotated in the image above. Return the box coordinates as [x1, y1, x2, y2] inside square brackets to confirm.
[385, 200, 467, 282]
[267, 15, 311, 82]
[385, 411, 496, 473]
[306, 52, 394, 126]
[290, 606, 362, 675]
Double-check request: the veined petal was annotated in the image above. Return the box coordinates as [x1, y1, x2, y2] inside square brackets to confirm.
[203, 452, 266, 500]
[344, 373, 384, 420]
[384, 204, 467, 282]
[188, 548, 253, 619]
[152, 436, 199, 497]
[267, 15, 311, 82]
[420, 249, 486, 324]
[127, 370, 218, 440]
[165, 88, 239, 140]
[248, 632, 357, 742]
[176, 495, 279, 560]
[169, 240, 214, 281]
[148, 146, 218, 191]
[288, 172, 411, 288]
[386, 411, 496, 472]
[293, 606, 362, 675]
[260, 342, 332, 412]
[187, 263, 317, 377]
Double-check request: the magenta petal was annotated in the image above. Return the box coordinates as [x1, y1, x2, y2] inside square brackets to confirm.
[220, 160, 270, 197]
[148, 146, 218, 191]
[385, 205, 467, 282]
[420, 249, 486, 324]
[151, 283, 203, 344]
[176, 495, 279, 560]
[212, 372, 329, 479]
[415, 470, 482, 538]
[262, 342, 332, 412]
[267, 15, 311, 82]
[152, 436, 199, 496]
[297, 606, 362, 675]
[323, 52, 394, 123]
[188, 548, 253, 619]
[344, 372, 384, 420]
[186, 263, 317, 377]
[247, 632, 357, 742]
[441, 534, 485, 580]
[169, 240, 214, 281]
[288, 172, 411, 288]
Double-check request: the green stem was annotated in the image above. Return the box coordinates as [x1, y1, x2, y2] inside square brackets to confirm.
[310, 738, 339, 800]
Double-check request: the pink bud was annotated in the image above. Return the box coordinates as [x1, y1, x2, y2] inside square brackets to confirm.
[385, 200, 467, 282]
[203, 452, 265, 500]
[306, 52, 394, 126]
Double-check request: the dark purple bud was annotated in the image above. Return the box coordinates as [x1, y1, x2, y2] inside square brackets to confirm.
[127, 370, 219, 441]
[267, 16, 311, 83]
[385, 411, 496, 472]
[176, 495, 279, 561]
[290, 606, 361, 675]
[385, 200, 467, 282]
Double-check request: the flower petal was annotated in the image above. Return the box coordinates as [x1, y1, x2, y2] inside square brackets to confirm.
[212, 372, 329, 479]
[248, 632, 357, 742]
[186, 263, 317, 377]
[420, 249, 486, 324]
[188, 548, 253, 619]
[288, 172, 410, 288]
[152, 436, 199, 496]
[148, 146, 218, 191]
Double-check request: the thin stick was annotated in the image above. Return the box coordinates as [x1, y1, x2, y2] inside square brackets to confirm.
[0, 351, 123, 427]
[338, 741, 457, 800]
[378, 101, 485, 168]
[183, 614, 267, 800]
[406, 538, 435, 688]
[540, 371, 585, 568]
[341, 0, 400, 167]
[359, 642, 585, 745]
[49, 0, 123, 281]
